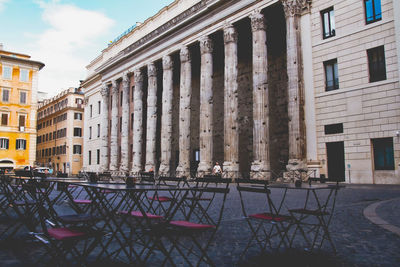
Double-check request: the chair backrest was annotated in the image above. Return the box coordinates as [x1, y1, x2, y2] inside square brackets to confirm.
[157, 176, 187, 188]
[139, 171, 155, 184]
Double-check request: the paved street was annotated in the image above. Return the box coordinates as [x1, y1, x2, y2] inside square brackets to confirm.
[0, 183, 400, 266]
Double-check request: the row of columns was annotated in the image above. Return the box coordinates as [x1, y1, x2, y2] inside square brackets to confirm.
[98, 1, 307, 178]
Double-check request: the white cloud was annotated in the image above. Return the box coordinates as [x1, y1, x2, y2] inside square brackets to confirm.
[31, 1, 114, 96]
[0, 0, 10, 12]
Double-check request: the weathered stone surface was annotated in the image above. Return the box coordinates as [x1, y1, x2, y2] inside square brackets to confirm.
[176, 46, 192, 177]
[109, 80, 119, 171]
[131, 69, 144, 174]
[222, 24, 240, 178]
[250, 10, 271, 180]
[99, 83, 110, 172]
[159, 55, 174, 176]
[120, 72, 130, 172]
[145, 63, 158, 172]
[197, 36, 214, 177]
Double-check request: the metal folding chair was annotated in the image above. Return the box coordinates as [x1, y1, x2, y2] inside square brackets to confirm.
[236, 179, 293, 258]
[155, 178, 231, 266]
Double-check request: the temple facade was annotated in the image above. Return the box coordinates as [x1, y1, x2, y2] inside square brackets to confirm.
[82, 0, 400, 184]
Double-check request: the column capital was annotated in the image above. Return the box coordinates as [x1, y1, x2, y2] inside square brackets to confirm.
[134, 68, 143, 83]
[250, 10, 266, 32]
[162, 55, 173, 70]
[199, 36, 213, 54]
[180, 46, 191, 63]
[111, 80, 118, 95]
[281, 0, 311, 17]
[148, 62, 157, 77]
[223, 24, 238, 44]
[100, 83, 109, 97]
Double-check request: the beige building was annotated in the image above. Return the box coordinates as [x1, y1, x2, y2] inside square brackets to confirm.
[82, 0, 400, 184]
[36, 88, 84, 175]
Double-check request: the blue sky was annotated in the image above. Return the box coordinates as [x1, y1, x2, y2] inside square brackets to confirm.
[0, 0, 173, 96]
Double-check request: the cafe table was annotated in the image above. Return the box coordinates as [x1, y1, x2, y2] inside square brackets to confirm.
[267, 182, 344, 253]
[64, 182, 191, 264]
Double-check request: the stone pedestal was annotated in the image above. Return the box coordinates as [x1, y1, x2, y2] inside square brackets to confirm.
[109, 81, 119, 171]
[222, 24, 240, 179]
[176, 46, 192, 178]
[197, 36, 214, 177]
[145, 63, 158, 172]
[159, 55, 174, 176]
[99, 83, 110, 172]
[120, 72, 130, 172]
[131, 69, 144, 174]
[249, 10, 271, 180]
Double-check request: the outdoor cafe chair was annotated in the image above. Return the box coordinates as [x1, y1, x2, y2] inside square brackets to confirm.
[153, 178, 231, 266]
[236, 179, 293, 258]
[33, 199, 104, 266]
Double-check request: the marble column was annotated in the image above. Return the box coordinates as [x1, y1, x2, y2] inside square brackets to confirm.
[109, 80, 119, 171]
[159, 55, 174, 176]
[131, 69, 144, 174]
[250, 10, 271, 180]
[99, 83, 110, 172]
[145, 63, 158, 172]
[222, 24, 240, 178]
[120, 72, 130, 172]
[197, 36, 214, 177]
[282, 0, 307, 171]
[176, 46, 192, 177]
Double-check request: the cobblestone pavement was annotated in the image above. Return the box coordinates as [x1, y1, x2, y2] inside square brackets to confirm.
[0, 183, 399, 266]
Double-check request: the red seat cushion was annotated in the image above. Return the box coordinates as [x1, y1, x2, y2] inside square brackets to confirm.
[249, 213, 291, 222]
[118, 210, 164, 219]
[101, 190, 114, 194]
[73, 199, 92, 204]
[148, 196, 172, 202]
[48, 228, 86, 240]
[169, 220, 215, 229]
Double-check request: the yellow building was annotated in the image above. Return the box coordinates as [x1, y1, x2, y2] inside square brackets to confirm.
[36, 88, 84, 175]
[0, 44, 44, 170]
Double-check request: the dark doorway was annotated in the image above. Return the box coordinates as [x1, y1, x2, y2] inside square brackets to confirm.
[326, 141, 345, 182]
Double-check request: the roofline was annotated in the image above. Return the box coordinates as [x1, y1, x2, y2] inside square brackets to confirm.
[0, 54, 45, 70]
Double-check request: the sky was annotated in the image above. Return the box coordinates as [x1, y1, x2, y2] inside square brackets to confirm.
[0, 0, 174, 97]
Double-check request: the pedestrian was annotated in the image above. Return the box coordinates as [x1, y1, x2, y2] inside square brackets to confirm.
[212, 162, 222, 177]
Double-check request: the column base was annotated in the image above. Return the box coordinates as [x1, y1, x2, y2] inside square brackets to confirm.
[250, 161, 271, 180]
[283, 159, 308, 182]
[158, 163, 170, 176]
[144, 163, 155, 172]
[286, 159, 307, 171]
[130, 165, 142, 176]
[197, 161, 212, 177]
[175, 165, 190, 178]
[222, 161, 240, 179]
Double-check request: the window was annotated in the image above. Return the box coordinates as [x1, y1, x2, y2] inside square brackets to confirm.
[367, 46, 386, 82]
[373, 138, 394, 170]
[2, 88, 10, 102]
[120, 117, 122, 132]
[324, 59, 339, 91]
[364, 0, 381, 24]
[325, 123, 343, 134]
[131, 113, 134, 129]
[20, 69, 29, 82]
[73, 145, 82, 154]
[0, 138, 9, 149]
[89, 126, 92, 139]
[120, 91, 123, 107]
[18, 114, 26, 127]
[74, 127, 82, 137]
[97, 149, 100, 164]
[97, 124, 100, 137]
[1, 113, 8, 126]
[321, 7, 335, 39]
[2, 66, 12, 80]
[88, 150, 92, 165]
[90, 105, 93, 117]
[98, 101, 101, 114]
[74, 112, 82, 120]
[16, 139, 26, 150]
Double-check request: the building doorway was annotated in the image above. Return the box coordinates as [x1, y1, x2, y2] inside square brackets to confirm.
[326, 141, 345, 182]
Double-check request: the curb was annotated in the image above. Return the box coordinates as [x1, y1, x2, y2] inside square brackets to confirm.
[363, 197, 400, 237]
